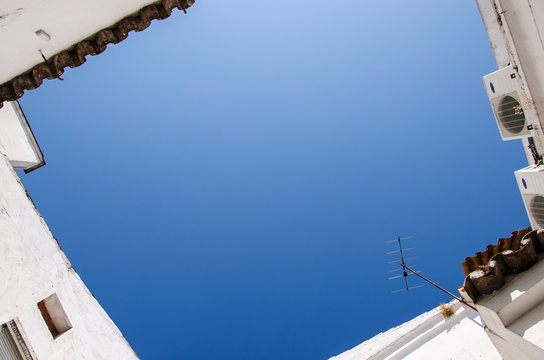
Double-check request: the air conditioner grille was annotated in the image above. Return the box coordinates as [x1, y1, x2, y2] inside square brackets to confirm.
[498, 95, 526, 134]
[530, 195, 544, 229]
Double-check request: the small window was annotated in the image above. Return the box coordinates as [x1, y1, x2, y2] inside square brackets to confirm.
[0, 320, 34, 359]
[38, 293, 72, 339]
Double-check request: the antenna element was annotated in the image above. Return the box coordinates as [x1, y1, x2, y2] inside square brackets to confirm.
[388, 236, 477, 311]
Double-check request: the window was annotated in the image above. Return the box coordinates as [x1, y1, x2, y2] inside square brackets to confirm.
[0, 320, 33, 360]
[37, 293, 72, 339]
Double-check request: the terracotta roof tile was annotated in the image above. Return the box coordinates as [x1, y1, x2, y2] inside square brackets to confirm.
[460, 227, 544, 301]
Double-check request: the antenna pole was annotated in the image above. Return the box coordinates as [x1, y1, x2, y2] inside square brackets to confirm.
[397, 236, 409, 291]
[401, 263, 477, 311]
[390, 236, 477, 311]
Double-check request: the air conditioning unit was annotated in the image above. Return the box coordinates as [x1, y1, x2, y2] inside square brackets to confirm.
[515, 165, 544, 229]
[483, 65, 539, 140]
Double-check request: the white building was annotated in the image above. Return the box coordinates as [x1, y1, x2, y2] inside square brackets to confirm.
[0, 0, 194, 104]
[478, 0, 544, 163]
[332, 228, 544, 360]
[0, 1, 194, 358]
[330, 301, 501, 360]
[0, 102, 139, 359]
[332, 1, 544, 359]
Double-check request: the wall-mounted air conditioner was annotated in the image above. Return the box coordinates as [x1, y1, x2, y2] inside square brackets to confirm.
[515, 165, 544, 229]
[483, 65, 539, 140]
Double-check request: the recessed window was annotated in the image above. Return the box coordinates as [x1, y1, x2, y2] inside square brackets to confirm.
[38, 293, 72, 339]
[0, 320, 34, 359]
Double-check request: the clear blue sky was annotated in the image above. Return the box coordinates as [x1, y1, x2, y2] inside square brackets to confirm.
[19, 1, 530, 359]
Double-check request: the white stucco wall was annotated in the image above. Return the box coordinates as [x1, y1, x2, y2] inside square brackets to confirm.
[476, 0, 544, 163]
[508, 301, 544, 346]
[468, 257, 544, 359]
[498, 0, 544, 140]
[330, 302, 501, 360]
[0, 152, 138, 359]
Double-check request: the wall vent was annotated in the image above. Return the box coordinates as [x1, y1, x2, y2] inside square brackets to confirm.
[38, 293, 72, 339]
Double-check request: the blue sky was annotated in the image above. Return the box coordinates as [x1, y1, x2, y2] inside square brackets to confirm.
[19, 1, 530, 359]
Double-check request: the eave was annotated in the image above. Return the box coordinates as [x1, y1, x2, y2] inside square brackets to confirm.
[0, 0, 195, 106]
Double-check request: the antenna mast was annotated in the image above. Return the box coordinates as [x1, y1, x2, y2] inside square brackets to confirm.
[389, 236, 477, 311]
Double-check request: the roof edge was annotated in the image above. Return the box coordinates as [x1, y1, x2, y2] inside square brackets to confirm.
[460, 227, 544, 301]
[0, 0, 195, 107]
[329, 300, 473, 360]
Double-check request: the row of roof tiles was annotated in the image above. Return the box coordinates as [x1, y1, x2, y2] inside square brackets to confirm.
[0, 0, 195, 107]
[460, 227, 544, 301]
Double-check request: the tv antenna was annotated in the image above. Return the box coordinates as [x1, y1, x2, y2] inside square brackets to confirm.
[387, 236, 477, 311]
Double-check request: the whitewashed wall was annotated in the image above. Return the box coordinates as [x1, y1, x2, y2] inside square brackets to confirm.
[464, 257, 544, 360]
[0, 153, 138, 359]
[476, 0, 544, 163]
[329, 302, 501, 360]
